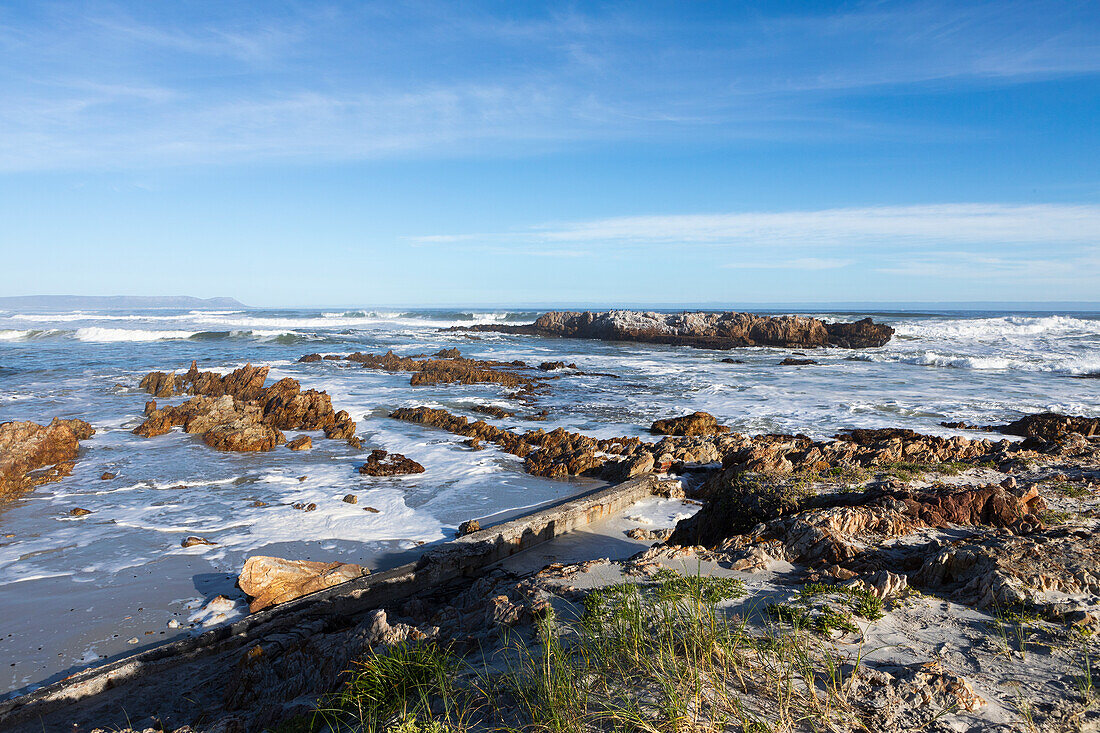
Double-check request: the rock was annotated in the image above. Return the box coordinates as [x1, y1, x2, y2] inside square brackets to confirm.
[68, 507, 93, 517]
[133, 362, 356, 452]
[650, 411, 730, 436]
[203, 419, 285, 452]
[473, 404, 514, 419]
[344, 350, 541, 393]
[625, 527, 675, 542]
[457, 519, 481, 536]
[286, 435, 312, 451]
[433, 348, 461, 359]
[292, 502, 317, 512]
[298, 353, 323, 363]
[363, 506, 380, 513]
[453, 310, 894, 349]
[720, 358, 745, 364]
[181, 536, 216, 548]
[669, 470, 808, 546]
[990, 412, 1099, 440]
[238, 555, 366, 612]
[138, 371, 181, 398]
[1, 418, 95, 503]
[100, 472, 115, 480]
[538, 361, 577, 371]
[342, 494, 357, 504]
[249, 500, 267, 507]
[779, 357, 817, 366]
[357, 449, 425, 476]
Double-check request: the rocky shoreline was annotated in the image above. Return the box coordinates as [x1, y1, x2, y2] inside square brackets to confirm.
[2, 400, 1096, 732]
[453, 310, 895, 349]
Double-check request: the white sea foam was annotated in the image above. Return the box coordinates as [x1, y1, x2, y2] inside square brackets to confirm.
[74, 327, 199, 342]
[0, 329, 32, 340]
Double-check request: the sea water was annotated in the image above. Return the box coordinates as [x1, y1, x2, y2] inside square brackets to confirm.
[1, 307, 1098, 695]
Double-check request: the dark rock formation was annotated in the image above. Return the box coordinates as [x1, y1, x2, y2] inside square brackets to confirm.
[650, 411, 730, 436]
[779, 358, 817, 366]
[454, 310, 894, 349]
[1, 418, 95, 503]
[990, 412, 1098, 440]
[357, 449, 425, 476]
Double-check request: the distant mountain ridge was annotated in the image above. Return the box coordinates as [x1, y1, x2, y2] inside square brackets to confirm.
[0, 295, 247, 310]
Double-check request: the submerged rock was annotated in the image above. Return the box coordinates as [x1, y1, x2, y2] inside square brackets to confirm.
[0, 418, 95, 503]
[454, 310, 894, 349]
[238, 555, 366, 612]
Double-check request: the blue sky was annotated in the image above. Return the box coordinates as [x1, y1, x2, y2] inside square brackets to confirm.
[1, 1, 1098, 306]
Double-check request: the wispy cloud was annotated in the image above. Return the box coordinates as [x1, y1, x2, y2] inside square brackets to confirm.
[484, 204, 1100, 248]
[0, 1, 1096, 170]
[725, 258, 854, 270]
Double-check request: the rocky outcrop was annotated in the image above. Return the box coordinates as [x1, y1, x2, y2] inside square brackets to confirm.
[344, 350, 542, 396]
[133, 363, 357, 452]
[0, 418, 95, 502]
[455, 310, 894, 349]
[674, 474, 1043, 549]
[650, 411, 729, 436]
[390, 406, 648, 479]
[990, 411, 1099, 440]
[238, 556, 367, 612]
[357, 449, 425, 476]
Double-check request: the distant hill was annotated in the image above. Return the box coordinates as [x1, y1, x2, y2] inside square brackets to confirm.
[0, 295, 248, 310]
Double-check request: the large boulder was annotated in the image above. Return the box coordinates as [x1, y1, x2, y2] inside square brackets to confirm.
[650, 411, 730, 436]
[0, 418, 94, 502]
[238, 556, 366, 612]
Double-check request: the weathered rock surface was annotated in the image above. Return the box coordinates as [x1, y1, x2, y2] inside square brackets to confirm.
[344, 349, 542, 396]
[357, 449, 425, 476]
[0, 418, 95, 502]
[238, 555, 366, 612]
[286, 435, 312, 451]
[455, 310, 894, 349]
[390, 406, 647, 480]
[133, 363, 356, 452]
[650, 411, 729, 436]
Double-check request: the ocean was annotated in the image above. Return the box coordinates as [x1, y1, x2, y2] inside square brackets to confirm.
[1, 306, 1098, 696]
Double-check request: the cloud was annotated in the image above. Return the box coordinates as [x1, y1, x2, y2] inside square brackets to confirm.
[0, 1, 1096, 170]
[724, 258, 853, 270]
[509, 204, 1100, 248]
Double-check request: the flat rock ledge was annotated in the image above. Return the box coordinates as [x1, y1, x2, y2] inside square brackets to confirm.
[452, 310, 894, 349]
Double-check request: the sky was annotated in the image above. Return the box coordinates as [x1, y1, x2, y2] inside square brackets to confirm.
[1, 0, 1098, 307]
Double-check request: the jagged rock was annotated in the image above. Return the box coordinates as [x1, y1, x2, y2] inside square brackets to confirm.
[342, 494, 357, 504]
[139, 371, 182, 397]
[0, 418, 94, 502]
[539, 361, 577, 371]
[849, 661, 984, 729]
[100, 472, 115, 480]
[344, 349, 540, 393]
[358, 449, 425, 476]
[238, 556, 366, 612]
[69, 507, 93, 517]
[650, 411, 730, 436]
[454, 310, 894, 349]
[292, 502, 317, 512]
[433, 348, 461, 359]
[457, 519, 481, 536]
[203, 419, 285, 452]
[133, 363, 356, 452]
[298, 353, 322, 362]
[286, 435, 312, 451]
